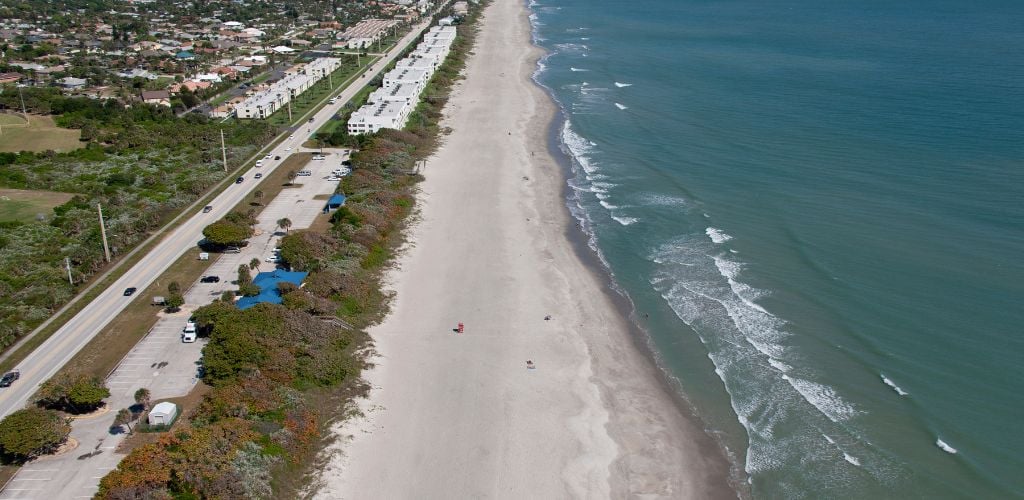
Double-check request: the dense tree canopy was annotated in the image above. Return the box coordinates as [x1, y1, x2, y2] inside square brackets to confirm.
[0, 407, 71, 461]
[37, 371, 110, 414]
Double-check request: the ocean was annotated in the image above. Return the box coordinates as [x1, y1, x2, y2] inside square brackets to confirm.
[527, 0, 1024, 497]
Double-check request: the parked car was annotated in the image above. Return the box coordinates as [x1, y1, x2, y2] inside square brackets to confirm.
[124, 287, 137, 296]
[265, 255, 281, 263]
[285, 147, 292, 152]
[235, 176, 244, 184]
[312, 156, 325, 161]
[297, 170, 312, 176]
[254, 173, 263, 179]
[327, 176, 341, 182]
[200, 275, 220, 283]
[0, 370, 19, 388]
[202, 205, 213, 213]
[224, 246, 241, 254]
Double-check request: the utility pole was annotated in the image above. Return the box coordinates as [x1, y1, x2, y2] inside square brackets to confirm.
[65, 257, 74, 285]
[98, 204, 111, 263]
[287, 99, 292, 121]
[18, 86, 27, 117]
[220, 129, 228, 171]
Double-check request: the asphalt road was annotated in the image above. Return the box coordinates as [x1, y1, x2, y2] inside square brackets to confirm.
[0, 18, 434, 419]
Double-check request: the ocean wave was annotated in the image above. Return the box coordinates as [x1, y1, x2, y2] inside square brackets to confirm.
[649, 233, 893, 488]
[614, 82, 633, 87]
[560, 121, 597, 174]
[844, 453, 861, 466]
[881, 374, 909, 396]
[570, 67, 589, 72]
[640, 193, 691, 208]
[614, 103, 628, 110]
[706, 227, 733, 244]
[598, 200, 618, 210]
[782, 374, 861, 422]
[611, 215, 639, 226]
[936, 439, 957, 454]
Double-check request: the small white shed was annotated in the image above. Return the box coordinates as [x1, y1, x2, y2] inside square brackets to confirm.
[147, 402, 178, 426]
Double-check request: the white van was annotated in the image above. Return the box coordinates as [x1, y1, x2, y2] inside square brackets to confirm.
[182, 321, 197, 343]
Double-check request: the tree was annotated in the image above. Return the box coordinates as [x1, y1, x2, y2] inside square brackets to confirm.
[286, 170, 297, 185]
[0, 407, 71, 460]
[220, 290, 235, 302]
[252, 189, 264, 205]
[114, 408, 134, 435]
[277, 217, 292, 234]
[37, 372, 111, 414]
[164, 293, 184, 312]
[249, 258, 260, 271]
[237, 264, 251, 285]
[202, 219, 253, 247]
[134, 388, 151, 411]
[167, 281, 180, 295]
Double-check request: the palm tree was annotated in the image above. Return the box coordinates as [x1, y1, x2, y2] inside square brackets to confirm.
[249, 258, 260, 271]
[133, 388, 151, 411]
[114, 408, 134, 435]
[286, 170, 297, 185]
[277, 217, 292, 234]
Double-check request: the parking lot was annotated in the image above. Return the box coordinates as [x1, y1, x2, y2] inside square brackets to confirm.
[0, 152, 347, 499]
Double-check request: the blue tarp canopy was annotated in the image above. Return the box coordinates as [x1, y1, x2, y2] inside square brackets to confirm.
[236, 269, 308, 310]
[326, 194, 346, 210]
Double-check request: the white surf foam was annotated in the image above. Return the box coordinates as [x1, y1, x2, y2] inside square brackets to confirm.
[570, 67, 589, 72]
[611, 215, 639, 226]
[614, 82, 633, 87]
[844, 453, 861, 466]
[881, 374, 909, 396]
[768, 358, 792, 373]
[706, 227, 733, 244]
[560, 121, 598, 175]
[599, 200, 618, 210]
[823, 434, 835, 444]
[936, 439, 957, 454]
[782, 374, 860, 422]
[614, 102, 628, 110]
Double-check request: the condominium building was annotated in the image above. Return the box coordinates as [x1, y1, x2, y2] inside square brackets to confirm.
[382, 67, 428, 90]
[236, 58, 341, 119]
[347, 100, 413, 134]
[368, 83, 420, 106]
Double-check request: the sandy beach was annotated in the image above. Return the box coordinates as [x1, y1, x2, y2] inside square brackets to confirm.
[313, 0, 736, 497]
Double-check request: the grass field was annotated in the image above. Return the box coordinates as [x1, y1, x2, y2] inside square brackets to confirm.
[0, 114, 83, 153]
[0, 188, 76, 223]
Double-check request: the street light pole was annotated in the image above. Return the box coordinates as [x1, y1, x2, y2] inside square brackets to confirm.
[220, 129, 228, 172]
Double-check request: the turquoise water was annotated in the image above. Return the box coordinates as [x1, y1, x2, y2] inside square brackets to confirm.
[528, 0, 1024, 497]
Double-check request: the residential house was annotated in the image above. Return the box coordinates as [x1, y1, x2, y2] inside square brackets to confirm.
[141, 90, 172, 107]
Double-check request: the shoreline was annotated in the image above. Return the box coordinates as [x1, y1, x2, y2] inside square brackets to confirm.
[313, 0, 737, 497]
[545, 110, 747, 498]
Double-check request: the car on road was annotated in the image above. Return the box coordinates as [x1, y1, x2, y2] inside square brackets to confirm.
[274, 155, 281, 160]
[235, 176, 244, 184]
[255, 160, 263, 167]
[202, 205, 213, 213]
[123, 287, 137, 296]
[0, 370, 20, 388]
[254, 173, 263, 179]
[265, 154, 273, 159]
[312, 156, 325, 161]
[200, 275, 220, 283]
[289, 134, 294, 139]
[297, 170, 312, 176]
[308, 117, 315, 123]
[285, 147, 292, 151]
[327, 176, 340, 182]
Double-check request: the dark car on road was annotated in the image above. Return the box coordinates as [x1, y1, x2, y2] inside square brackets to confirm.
[235, 176, 245, 184]
[0, 370, 19, 388]
[254, 173, 263, 179]
[202, 205, 213, 213]
[124, 287, 137, 296]
[200, 275, 220, 283]
[274, 155, 281, 160]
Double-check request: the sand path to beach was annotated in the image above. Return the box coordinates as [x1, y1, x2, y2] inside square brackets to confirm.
[313, 0, 735, 497]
